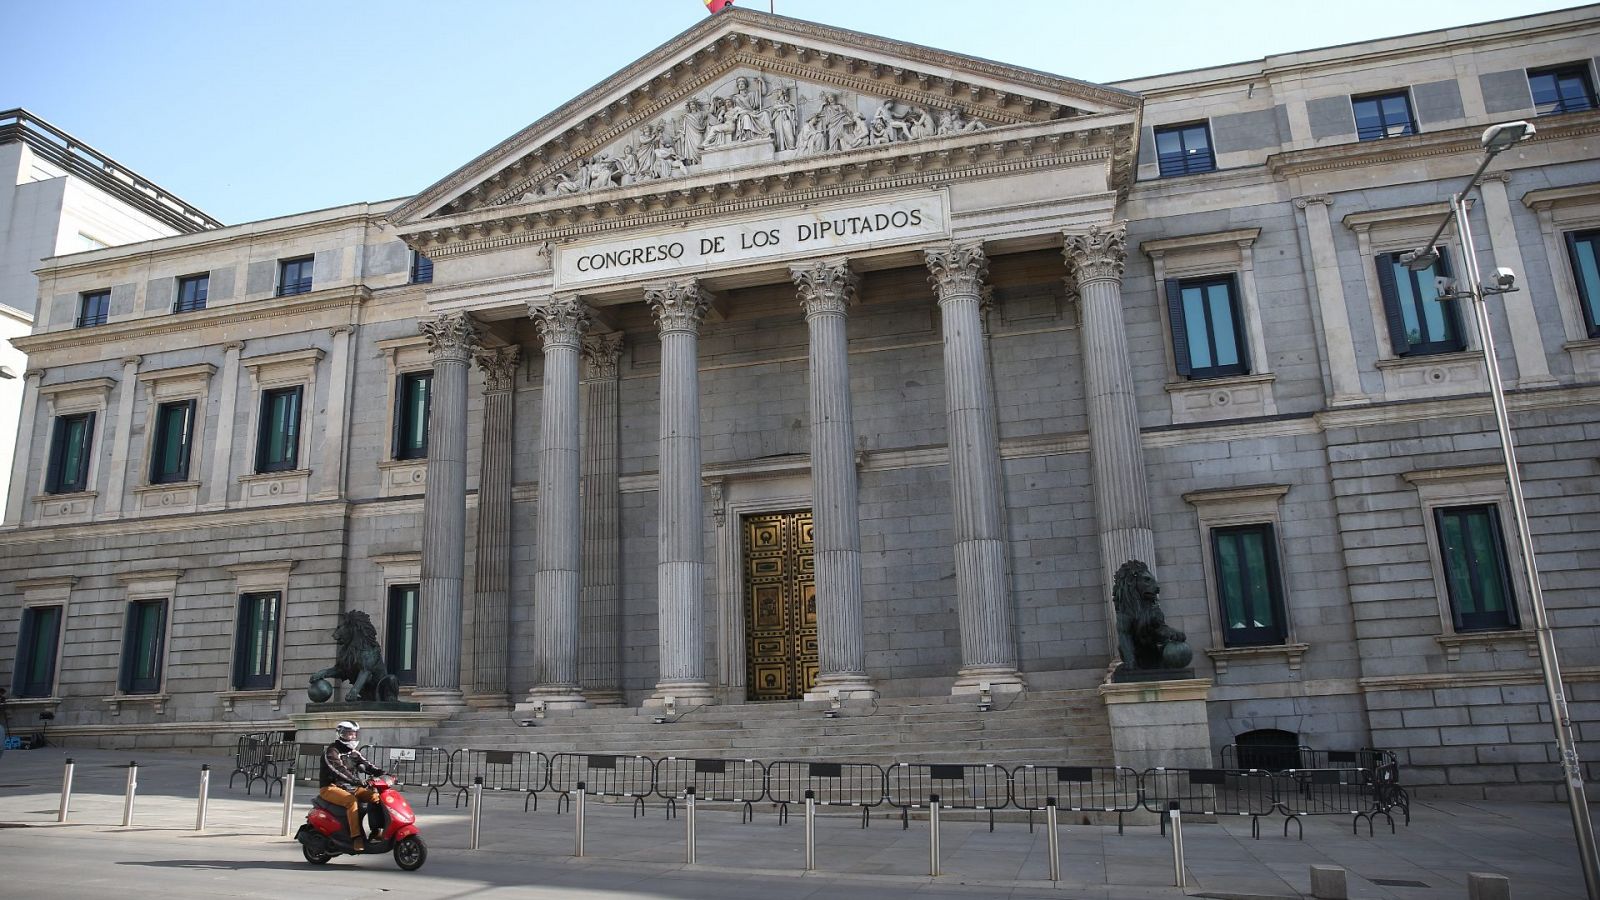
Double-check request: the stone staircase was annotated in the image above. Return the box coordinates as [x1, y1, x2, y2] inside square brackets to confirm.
[422, 688, 1113, 768]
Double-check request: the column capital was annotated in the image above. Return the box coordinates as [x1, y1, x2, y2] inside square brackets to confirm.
[1293, 194, 1332, 209]
[420, 312, 481, 362]
[474, 345, 522, 393]
[120, 355, 142, 368]
[791, 258, 859, 318]
[1062, 224, 1127, 285]
[924, 242, 988, 299]
[582, 332, 625, 380]
[644, 280, 714, 335]
[530, 295, 592, 350]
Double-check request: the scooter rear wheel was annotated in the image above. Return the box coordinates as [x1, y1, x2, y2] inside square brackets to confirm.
[393, 835, 427, 871]
[301, 839, 334, 865]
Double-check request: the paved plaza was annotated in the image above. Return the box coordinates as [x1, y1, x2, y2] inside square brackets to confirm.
[0, 746, 1587, 898]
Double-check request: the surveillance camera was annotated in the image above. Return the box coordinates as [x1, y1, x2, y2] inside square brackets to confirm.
[1434, 275, 1459, 296]
[1491, 267, 1516, 291]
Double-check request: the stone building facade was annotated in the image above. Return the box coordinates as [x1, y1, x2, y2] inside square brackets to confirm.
[3, 7, 1599, 795]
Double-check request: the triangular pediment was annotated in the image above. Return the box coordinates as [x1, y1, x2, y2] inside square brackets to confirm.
[390, 9, 1139, 232]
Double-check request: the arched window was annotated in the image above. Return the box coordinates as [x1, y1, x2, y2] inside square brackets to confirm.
[1235, 728, 1301, 771]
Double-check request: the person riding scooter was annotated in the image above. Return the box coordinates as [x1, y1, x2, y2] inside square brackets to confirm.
[318, 721, 383, 851]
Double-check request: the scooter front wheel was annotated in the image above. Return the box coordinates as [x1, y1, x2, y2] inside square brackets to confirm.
[393, 835, 427, 871]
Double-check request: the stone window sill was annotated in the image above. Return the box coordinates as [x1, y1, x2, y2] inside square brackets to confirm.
[1206, 642, 1309, 674]
[4, 696, 63, 712]
[103, 693, 171, 715]
[219, 689, 287, 713]
[1374, 349, 1482, 370]
[1436, 630, 1538, 662]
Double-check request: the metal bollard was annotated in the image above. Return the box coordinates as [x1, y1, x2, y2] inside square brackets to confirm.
[470, 777, 483, 850]
[195, 765, 211, 832]
[280, 773, 296, 837]
[681, 784, 694, 864]
[121, 761, 139, 827]
[1046, 796, 1060, 883]
[1168, 800, 1186, 888]
[58, 758, 75, 823]
[574, 781, 586, 858]
[804, 790, 816, 871]
[929, 793, 942, 877]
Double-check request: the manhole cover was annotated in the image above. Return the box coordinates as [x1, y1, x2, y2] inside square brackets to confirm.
[1372, 878, 1430, 887]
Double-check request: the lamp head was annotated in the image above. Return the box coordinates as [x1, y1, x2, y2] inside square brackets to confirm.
[1482, 120, 1534, 154]
[1402, 247, 1441, 272]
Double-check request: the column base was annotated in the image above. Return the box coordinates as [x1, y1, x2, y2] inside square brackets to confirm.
[464, 692, 511, 710]
[583, 689, 627, 708]
[643, 681, 716, 709]
[804, 673, 879, 701]
[950, 667, 1026, 696]
[516, 686, 590, 713]
[408, 688, 469, 711]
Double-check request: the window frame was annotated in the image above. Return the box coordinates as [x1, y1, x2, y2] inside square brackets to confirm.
[1154, 121, 1216, 177]
[276, 256, 314, 297]
[1405, 465, 1531, 647]
[119, 597, 168, 695]
[14, 604, 64, 699]
[1434, 504, 1521, 632]
[1211, 523, 1289, 648]
[1375, 247, 1466, 357]
[174, 273, 210, 313]
[1165, 273, 1251, 379]
[1183, 484, 1302, 671]
[409, 250, 434, 285]
[392, 371, 432, 461]
[77, 290, 110, 328]
[1529, 63, 1598, 116]
[148, 398, 197, 485]
[45, 411, 96, 494]
[386, 582, 420, 686]
[1566, 229, 1600, 339]
[255, 385, 303, 474]
[1351, 90, 1418, 141]
[232, 591, 282, 691]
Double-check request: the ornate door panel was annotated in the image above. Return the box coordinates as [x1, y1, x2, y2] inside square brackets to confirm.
[743, 510, 816, 701]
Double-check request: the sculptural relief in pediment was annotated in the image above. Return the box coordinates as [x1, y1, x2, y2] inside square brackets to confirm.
[514, 69, 990, 203]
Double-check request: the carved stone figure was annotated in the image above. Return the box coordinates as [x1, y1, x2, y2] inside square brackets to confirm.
[769, 87, 798, 151]
[815, 92, 853, 151]
[874, 100, 913, 142]
[1112, 559, 1193, 673]
[678, 99, 708, 163]
[907, 107, 936, 140]
[702, 96, 738, 148]
[616, 145, 643, 185]
[839, 112, 871, 150]
[307, 609, 400, 703]
[937, 107, 987, 135]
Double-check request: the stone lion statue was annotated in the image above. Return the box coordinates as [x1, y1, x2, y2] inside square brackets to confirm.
[1112, 560, 1193, 671]
[308, 609, 400, 703]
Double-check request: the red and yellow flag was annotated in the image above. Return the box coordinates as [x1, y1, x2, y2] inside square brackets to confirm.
[705, 0, 735, 12]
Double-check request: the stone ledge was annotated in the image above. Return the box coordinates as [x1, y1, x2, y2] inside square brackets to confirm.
[1436, 630, 1539, 662]
[218, 689, 288, 713]
[1206, 643, 1309, 674]
[1099, 677, 1212, 704]
[104, 693, 172, 715]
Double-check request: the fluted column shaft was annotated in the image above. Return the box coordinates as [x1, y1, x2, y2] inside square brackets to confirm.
[580, 333, 625, 706]
[1064, 226, 1158, 640]
[526, 297, 591, 709]
[792, 260, 876, 699]
[471, 346, 519, 704]
[644, 281, 715, 707]
[925, 244, 1023, 693]
[417, 313, 479, 705]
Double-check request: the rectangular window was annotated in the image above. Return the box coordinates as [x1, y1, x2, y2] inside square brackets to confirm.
[1154, 122, 1215, 177]
[1436, 504, 1519, 631]
[1352, 91, 1417, 141]
[1530, 64, 1597, 116]
[77, 290, 110, 327]
[410, 251, 434, 285]
[120, 599, 167, 694]
[393, 372, 432, 461]
[386, 584, 419, 686]
[277, 257, 314, 297]
[45, 412, 96, 494]
[175, 274, 209, 313]
[232, 592, 280, 690]
[1376, 249, 1465, 356]
[14, 606, 62, 698]
[1212, 524, 1288, 647]
[1165, 275, 1249, 379]
[1567, 230, 1600, 338]
[148, 399, 196, 484]
[255, 386, 302, 473]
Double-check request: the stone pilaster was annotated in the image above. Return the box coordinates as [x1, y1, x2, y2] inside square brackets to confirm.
[580, 332, 625, 706]
[792, 259, 876, 700]
[4, 369, 43, 526]
[102, 356, 141, 518]
[524, 296, 591, 710]
[204, 342, 243, 511]
[1293, 196, 1366, 405]
[924, 243, 1024, 694]
[315, 325, 354, 500]
[470, 345, 519, 706]
[1063, 225, 1157, 666]
[414, 312, 479, 708]
[643, 280, 716, 707]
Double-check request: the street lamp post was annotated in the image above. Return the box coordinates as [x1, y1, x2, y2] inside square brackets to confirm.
[1405, 120, 1600, 899]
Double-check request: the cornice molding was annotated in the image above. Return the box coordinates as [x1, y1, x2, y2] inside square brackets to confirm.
[1268, 111, 1600, 178]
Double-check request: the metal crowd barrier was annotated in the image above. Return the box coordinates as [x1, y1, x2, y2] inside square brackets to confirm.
[1274, 768, 1396, 837]
[767, 760, 886, 827]
[1012, 765, 1140, 834]
[886, 763, 1009, 831]
[1141, 768, 1277, 838]
[450, 749, 549, 810]
[549, 753, 656, 816]
[653, 756, 766, 822]
[361, 745, 453, 806]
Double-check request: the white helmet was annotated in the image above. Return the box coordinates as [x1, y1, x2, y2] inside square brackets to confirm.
[335, 721, 360, 745]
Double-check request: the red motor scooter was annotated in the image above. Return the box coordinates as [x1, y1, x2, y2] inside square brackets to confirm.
[296, 775, 427, 870]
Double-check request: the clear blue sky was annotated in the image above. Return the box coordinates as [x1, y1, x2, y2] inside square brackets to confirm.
[2, 0, 1579, 225]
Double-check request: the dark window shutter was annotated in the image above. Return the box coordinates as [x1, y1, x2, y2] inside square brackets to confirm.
[1375, 253, 1410, 355]
[391, 375, 405, 459]
[1228, 275, 1251, 374]
[1165, 279, 1192, 376]
[231, 597, 248, 689]
[45, 419, 66, 493]
[120, 603, 138, 692]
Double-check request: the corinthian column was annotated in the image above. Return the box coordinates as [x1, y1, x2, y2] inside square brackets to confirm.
[1063, 225, 1157, 642]
[925, 243, 1024, 695]
[523, 296, 591, 710]
[643, 281, 715, 708]
[580, 332, 625, 706]
[415, 312, 480, 708]
[471, 345, 519, 706]
[792, 259, 876, 700]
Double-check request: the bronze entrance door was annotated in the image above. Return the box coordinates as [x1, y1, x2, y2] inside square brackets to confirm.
[743, 510, 817, 701]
